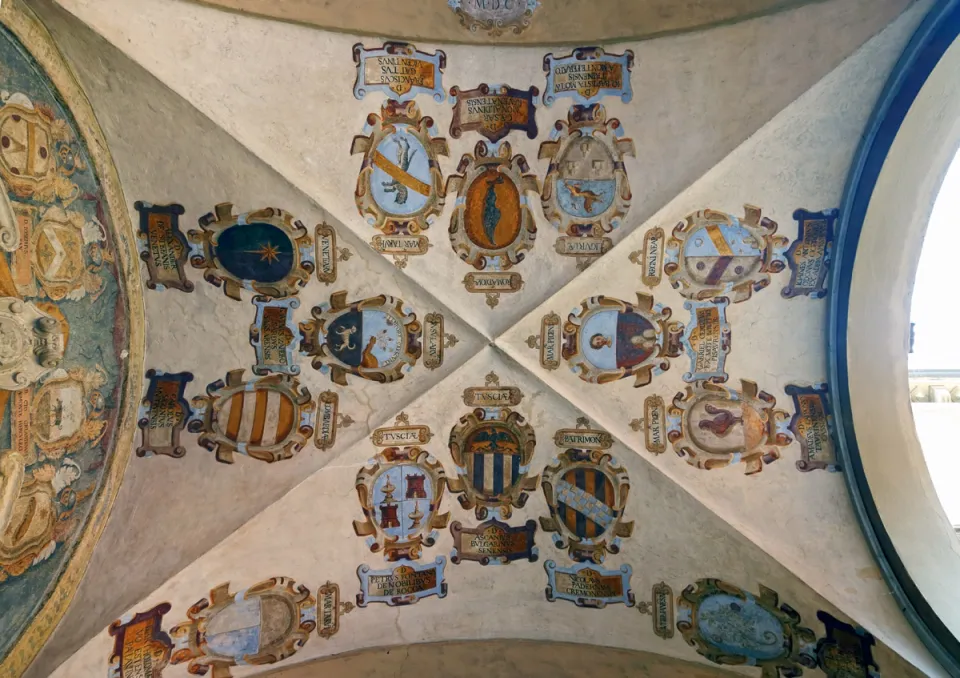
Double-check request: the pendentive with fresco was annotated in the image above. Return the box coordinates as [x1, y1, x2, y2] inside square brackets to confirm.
[0, 6, 136, 674]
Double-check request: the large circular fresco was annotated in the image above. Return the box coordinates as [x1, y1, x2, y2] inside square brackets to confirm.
[0, 4, 140, 675]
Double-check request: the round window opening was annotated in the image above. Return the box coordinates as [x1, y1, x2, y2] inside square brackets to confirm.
[909, 146, 960, 532]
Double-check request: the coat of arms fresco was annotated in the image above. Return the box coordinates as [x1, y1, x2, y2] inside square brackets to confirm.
[665, 205, 788, 303]
[667, 379, 792, 475]
[188, 369, 315, 464]
[540, 419, 632, 564]
[677, 579, 818, 676]
[539, 104, 635, 267]
[300, 291, 424, 386]
[170, 577, 317, 677]
[447, 141, 539, 308]
[0, 24, 131, 672]
[351, 100, 449, 266]
[354, 442, 449, 562]
[189, 203, 315, 301]
[557, 294, 683, 387]
[448, 372, 538, 520]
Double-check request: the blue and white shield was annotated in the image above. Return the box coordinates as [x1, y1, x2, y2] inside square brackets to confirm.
[370, 127, 433, 217]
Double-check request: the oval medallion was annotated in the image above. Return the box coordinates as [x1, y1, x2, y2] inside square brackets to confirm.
[370, 127, 431, 217]
[464, 168, 521, 251]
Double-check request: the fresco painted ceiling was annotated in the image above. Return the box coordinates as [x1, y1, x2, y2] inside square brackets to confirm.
[182, 0, 836, 44]
[0, 0, 947, 676]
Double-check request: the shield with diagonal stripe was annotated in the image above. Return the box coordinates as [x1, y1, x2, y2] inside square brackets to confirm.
[370, 128, 432, 217]
[681, 221, 762, 287]
[556, 467, 617, 540]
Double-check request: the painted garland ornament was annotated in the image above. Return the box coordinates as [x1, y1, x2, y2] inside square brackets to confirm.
[664, 205, 788, 303]
[667, 379, 792, 475]
[170, 577, 317, 677]
[189, 203, 315, 301]
[353, 445, 449, 561]
[446, 141, 539, 308]
[188, 369, 315, 464]
[350, 100, 449, 265]
[677, 579, 818, 675]
[300, 291, 422, 386]
[562, 294, 682, 387]
[539, 104, 634, 266]
[540, 420, 632, 563]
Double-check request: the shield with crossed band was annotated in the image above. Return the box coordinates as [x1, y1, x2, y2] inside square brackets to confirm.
[665, 205, 788, 304]
[540, 423, 632, 563]
[352, 100, 448, 252]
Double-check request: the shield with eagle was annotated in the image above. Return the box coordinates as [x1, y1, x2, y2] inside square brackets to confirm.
[448, 406, 537, 521]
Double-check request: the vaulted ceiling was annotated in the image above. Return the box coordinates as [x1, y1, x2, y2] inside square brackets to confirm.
[0, 0, 946, 677]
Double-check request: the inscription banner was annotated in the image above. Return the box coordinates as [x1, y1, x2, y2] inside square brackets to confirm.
[652, 582, 674, 639]
[357, 557, 447, 606]
[539, 312, 560, 369]
[450, 519, 538, 565]
[107, 604, 173, 678]
[250, 296, 300, 376]
[553, 428, 612, 450]
[352, 41, 446, 102]
[134, 202, 193, 292]
[462, 385, 523, 408]
[317, 582, 342, 639]
[642, 395, 666, 455]
[681, 299, 730, 383]
[137, 370, 193, 459]
[544, 561, 635, 608]
[787, 383, 839, 472]
[315, 223, 339, 284]
[424, 312, 445, 370]
[463, 271, 523, 294]
[554, 235, 611, 260]
[635, 227, 664, 287]
[315, 391, 339, 451]
[543, 47, 634, 107]
[371, 234, 430, 257]
[370, 423, 433, 447]
[782, 208, 836, 299]
[450, 83, 539, 143]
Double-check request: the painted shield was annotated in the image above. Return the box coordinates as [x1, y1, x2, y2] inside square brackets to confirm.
[214, 222, 295, 284]
[579, 309, 658, 371]
[33, 218, 84, 287]
[0, 104, 53, 182]
[696, 592, 788, 661]
[687, 396, 765, 455]
[464, 168, 522, 251]
[372, 463, 436, 544]
[463, 423, 522, 499]
[556, 137, 616, 220]
[326, 309, 402, 370]
[0, 482, 56, 566]
[556, 467, 617, 540]
[203, 595, 295, 661]
[682, 222, 763, 287]
[33, 378, 85, 445]
[370, 126, 432, 217]
[218, 388, 296, 448]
